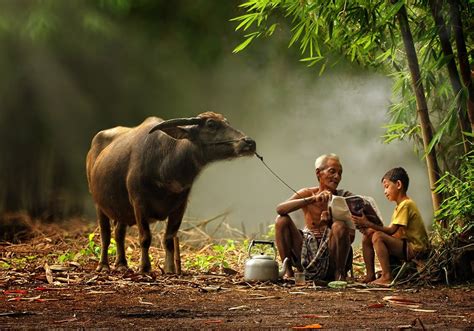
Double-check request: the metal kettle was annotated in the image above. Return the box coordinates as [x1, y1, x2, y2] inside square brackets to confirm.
[244, 240, 289, 281]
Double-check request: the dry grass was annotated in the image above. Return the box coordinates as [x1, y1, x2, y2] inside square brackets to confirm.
[1, 212, 470, 286]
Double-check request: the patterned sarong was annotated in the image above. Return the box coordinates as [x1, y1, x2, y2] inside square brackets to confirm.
[300, 227, 330, 280]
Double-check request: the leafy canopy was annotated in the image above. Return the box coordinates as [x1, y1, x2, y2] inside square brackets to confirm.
[232, 0, 473, 173]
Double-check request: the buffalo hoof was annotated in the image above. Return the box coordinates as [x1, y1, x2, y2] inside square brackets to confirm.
[114, 264, 128, 272]
[139, 265, 152, 274]
[164, 258, 176, 274]
[96, 263, 110, 273]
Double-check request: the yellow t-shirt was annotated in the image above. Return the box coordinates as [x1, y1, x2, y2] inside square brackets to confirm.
[390, 199, 429, 253]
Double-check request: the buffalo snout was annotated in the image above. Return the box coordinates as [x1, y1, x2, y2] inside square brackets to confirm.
[238, 136, 256, 154]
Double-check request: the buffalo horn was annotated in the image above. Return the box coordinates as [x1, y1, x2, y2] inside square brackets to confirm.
[149, 117, 204, 134]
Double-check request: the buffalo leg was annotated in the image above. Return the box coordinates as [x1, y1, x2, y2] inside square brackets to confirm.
[164, 202, 186, 273]
[96, 208, 111, 272]
[114, 222, 128, 271]
[133, 203, 152, 273]
[138, 221, 152, 273]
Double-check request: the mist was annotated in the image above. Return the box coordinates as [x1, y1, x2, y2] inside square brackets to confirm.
[0, 1, 434, 245]
[182, 57, 433, 243]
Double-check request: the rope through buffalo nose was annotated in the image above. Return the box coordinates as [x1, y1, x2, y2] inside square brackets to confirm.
[205, 138, 256, 146]
[205, 139, 242, 145]
[254, 152, 305, 200]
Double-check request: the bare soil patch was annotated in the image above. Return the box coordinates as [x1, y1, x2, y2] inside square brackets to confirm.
[0, 219, 473, 329]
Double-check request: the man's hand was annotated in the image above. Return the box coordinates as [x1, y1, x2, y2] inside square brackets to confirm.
[303, 190, 331, 206]
[320, 210, 332, 227]
[314, 190, 332, 203]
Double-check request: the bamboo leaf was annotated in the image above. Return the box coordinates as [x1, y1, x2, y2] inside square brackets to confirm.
[289, 23, 305, 47]
[234, 15, 254, 31]
[232, 34, 257, 53]
[376, 49, 392, 62]
[435, 54, 455, 70]
[299, 56, 323, 62]
[318, 61, 327, 76]
[383, 1, 404, 21]
[266, 23, 277, 36]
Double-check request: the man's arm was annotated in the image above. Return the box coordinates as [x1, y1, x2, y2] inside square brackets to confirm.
[276, 189, 332, 215]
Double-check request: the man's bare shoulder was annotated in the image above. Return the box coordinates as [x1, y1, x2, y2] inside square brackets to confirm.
[297, 187, 319, 196]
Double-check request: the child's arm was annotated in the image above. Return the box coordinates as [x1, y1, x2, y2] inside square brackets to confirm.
[351, 213, 401, 235]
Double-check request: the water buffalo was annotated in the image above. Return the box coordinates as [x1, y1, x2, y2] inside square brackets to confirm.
[86, 112, 256, 273]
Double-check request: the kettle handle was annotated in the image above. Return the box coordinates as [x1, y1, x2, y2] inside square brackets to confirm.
[248, 240, 277, 259]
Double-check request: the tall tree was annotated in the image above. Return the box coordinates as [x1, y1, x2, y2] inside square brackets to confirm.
[396, 3, 442, 210]
[448, 0, 474, 133]
[429, 0, 471, 152]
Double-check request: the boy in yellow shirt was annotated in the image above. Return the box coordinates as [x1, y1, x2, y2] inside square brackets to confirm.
[352, 167, 429, 286]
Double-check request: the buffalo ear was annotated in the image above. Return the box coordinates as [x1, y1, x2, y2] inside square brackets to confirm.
[159, 125, 195, 140]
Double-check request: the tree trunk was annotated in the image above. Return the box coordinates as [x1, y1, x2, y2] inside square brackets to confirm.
[448, 0, 474, 133]
[429, 0, 471, 153]
[396, 5, 442, 212]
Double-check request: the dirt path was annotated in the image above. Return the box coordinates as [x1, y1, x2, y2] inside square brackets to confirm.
[1, 268, 473, 329]
[1, 222, 472, 329]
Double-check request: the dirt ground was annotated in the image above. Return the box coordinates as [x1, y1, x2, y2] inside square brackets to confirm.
[1, 270, 473, 330]
[1, 220, 473, 329]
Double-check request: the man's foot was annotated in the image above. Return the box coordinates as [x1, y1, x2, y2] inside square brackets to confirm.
[360, 275, 376, 283]
[334, 271, 347, 281]
[313, 279, 328, 287]
[369, 276, 392, 287]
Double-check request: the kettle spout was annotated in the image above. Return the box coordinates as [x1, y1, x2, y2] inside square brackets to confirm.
[278, 257, 289, 278]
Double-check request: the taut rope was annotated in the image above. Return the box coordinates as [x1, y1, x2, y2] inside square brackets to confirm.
[254, 152, 305, 199]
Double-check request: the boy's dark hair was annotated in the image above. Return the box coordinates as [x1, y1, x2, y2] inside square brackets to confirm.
[382, 167, 409, 192]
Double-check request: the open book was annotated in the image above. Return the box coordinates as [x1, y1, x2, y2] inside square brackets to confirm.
[329, 195, 384, 231]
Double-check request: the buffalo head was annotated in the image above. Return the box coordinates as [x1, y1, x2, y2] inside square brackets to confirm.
[149, 112, 256, 161]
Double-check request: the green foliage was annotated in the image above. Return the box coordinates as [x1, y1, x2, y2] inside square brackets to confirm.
[184, 239, 245, 272]
[262, 224, 275, 240]
[249, 242, 277, 258]
[1, 255, 38, 270]
[24, 5, 58, 41]
[81, 232, 116, 258]
[382, 122, 419, 144]
[186, 254, 215, 272]
[434, 151, 474, 236]
[82, 232, 100, 257]
[233, 0, 473, 176]
[0, 260, 10, 269]
[57, 251, 76, 263]
[232, 0, 403, 70]
[182, 232, 279, 273]
[98, 0, 132, 14]
[212, 239, 237, 269]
